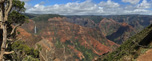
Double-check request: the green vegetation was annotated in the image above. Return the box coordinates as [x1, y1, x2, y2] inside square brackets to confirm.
[8, 41, 40, 61]
[140, 49, 149, 54]
[55, 38, 97, 61]
[83, 16, 104, 23]
[32, 14, 63, 22]
[8, 11, 28, 24]
[0, 0, 32, 60]
[65, 40, 73, 45]
[22, 14, 152, 61]
[23, 13, 40, 18]
[55, 40, 63, 48]
[101, 24, 152, 61]
[73, 40, 97, 61]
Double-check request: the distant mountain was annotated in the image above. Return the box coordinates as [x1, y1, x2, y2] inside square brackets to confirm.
[98, 18, 121, 36]
[64, 17, 97, 28]
[105, 15, 152, 31]
[107, 23, 136, 44]
[68, 15, 152, 44]
[31, 14, 64, 22]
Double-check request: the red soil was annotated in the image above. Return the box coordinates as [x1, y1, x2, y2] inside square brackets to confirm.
[137, 49, 152, 61]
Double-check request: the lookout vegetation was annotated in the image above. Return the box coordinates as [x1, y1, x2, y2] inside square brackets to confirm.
[0, 0, 39, 61]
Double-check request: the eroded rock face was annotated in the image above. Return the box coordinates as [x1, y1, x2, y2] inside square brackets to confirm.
[107, 22, 136, 44]
[99, 18, 121, 36]
[20, 15, 152, 60]
[98, 18, 136, 44]
[21, 19, 35, 33]
[10, 15, 152, 61]
[21, 17, 119, 61]
[16, 26, 42, 47]
[38, 17, 119, 60]
[64, 17, 97, 28]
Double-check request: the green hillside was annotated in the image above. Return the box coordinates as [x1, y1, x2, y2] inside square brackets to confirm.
[31, 14, 63, 22]
[100, 24, 152, 61]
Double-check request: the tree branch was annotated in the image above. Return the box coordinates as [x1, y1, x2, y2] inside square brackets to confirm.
[4, 0, 13, 21]
[7, 38, 13, 41]
[6, 0, 12, 14]
[132, 40, 148, 48]
[4, 51, 14, 54]
[0, 0, 4, 4]
[5, 43, 8, 48]
[10, 24, 21, 35]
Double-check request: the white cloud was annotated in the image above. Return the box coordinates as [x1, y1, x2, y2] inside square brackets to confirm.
[99, 0, 120, 8]
[25, 0, 152, 15]
[26, 0, 104, 15]
[137, 0, 150, 9]
[122, 0, 140, 4]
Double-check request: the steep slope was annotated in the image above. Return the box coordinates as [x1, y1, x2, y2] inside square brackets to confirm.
[65, 17, 138, 44]
[23, 14, 152, 45]
[16, 27, 41, 46]
[37, 17, 119, 60]
[107, 23, 136, 44]
[106, 15, 152, 32]
[21, 19, 35, 33]
[81, 15, 152, 44]
[21, 14, 152, 61]
[99, 18, 121, 36]
[98, 18, 136, 44]
[64, 17, 97, 28]
[100, 24, 152, 61]
[21, 17, 119, 61]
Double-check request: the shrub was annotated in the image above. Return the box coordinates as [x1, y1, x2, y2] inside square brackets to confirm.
[10, 41, 40, 61]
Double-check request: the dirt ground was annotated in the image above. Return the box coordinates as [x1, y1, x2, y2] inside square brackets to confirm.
[137, 49, 152, 61]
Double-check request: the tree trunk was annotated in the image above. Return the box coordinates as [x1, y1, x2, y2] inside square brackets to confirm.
[0, 24, 7, 60]
[0, 3, 7, 60]
[0, 4, 2, 27]
[0, 3, 3, 60]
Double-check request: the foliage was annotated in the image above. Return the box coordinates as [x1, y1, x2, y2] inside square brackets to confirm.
[10, 41, 39, 61]
[65, 40, 73, 45]
[140, 49, 149, 54]
[74, 40, 97, 61]
[13, 0, 25, 12]
[55, 38, 97, 61]
[55, 39, 63, 48]
[6, 0, 28, 36]
[8, 0, 28, 25]
[23, 56, 39, 61]
[8, 11, 28, 24]
[0, 0, 39, 60]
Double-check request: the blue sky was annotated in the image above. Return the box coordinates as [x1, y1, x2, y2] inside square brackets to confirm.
[22, 0, 152, 15]
[26, 0, 134, 6]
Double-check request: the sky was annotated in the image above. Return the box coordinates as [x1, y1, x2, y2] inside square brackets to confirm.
[21, 0, 152, 15]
